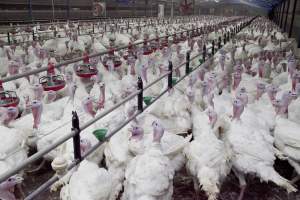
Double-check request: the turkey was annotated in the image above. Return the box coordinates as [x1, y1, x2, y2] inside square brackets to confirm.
[122, 120, 175, 200]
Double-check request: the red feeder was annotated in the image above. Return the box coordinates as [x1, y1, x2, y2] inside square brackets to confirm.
[150, 38, 159, 52]
[0, 81, 20, 107]
[160, 36, 169, 50]
[39, 63, 66, 91]
[123, 43, 136, 60]
[173, 35, 179, 44]
[180, 32, 186, 42]
[24, 26, 32, 33]
[143, 40, 153, 55]
[76, 53, 98, 78]
[103, 49, 122, 70]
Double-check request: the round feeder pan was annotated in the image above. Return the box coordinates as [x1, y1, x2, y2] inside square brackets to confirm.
[40, 76, 66, 91]
[143, 50, 153, 55]
[93, 129, 108, 141]
[0, 91, 20, 107]
[76, 64, 98, 78]
[103, 60, 122, 70]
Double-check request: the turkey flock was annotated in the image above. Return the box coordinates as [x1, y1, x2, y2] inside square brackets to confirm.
[0, 15, 299, 200]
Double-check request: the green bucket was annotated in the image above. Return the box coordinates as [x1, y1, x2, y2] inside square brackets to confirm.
[143, 96, 153, 106]
[93, 129, 107, 141]
[199, 59, 203, 64]
[172, 77, 178, 85]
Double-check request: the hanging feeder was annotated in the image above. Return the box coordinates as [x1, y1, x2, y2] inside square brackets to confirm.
[39, 62, 66, 91]
[0, 81, 20, 107]
[173, 34, 179, 44]
[160, 35, 169, 50]
[75, 52, 98, 78]
[49, 25, 56, 31]
[150, 38, 159, 52]
[24, 26, 32, 33]
[180, 32, 187, 42]
[123, 43, 136, 60]
[143, 40, 153, 55]
[103, 48, 122, 70]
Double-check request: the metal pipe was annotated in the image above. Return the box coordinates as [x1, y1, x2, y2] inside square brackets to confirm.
[289, 0, 298, 38]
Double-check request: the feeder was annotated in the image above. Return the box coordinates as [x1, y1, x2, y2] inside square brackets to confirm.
[49, 25, 56, 31]
[173, 35, 179, 45]
[39, 63, 66, 91]
[160, 36, 169, 50]
[143, 40, 153, 55]
[123, 43, 136, 60]
[75, 53, 98, 78]
[24, 26, 32, 33]
[103, 48, 122, 70]
[0, 81, 20, 107]
[150, 38, 159, 52]
[172, 77, 178, 85]
[180, 32, 187, 42]
[93, 129, 107, 141]
[143, 96, 153, 106]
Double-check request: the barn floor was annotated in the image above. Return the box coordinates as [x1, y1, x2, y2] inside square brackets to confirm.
[22, 159, 300, 200]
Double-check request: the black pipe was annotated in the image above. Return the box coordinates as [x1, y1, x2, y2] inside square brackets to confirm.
[168, 61, 173, 89]
[212, 40, 215, 55]
[32, 30, 35, 41]
[203, 44, 206, 62]
[137, 77, 143, 112]
[186, 51, 190, 75]
[7, 32, 10, 45]
[72, 111, 82, 161]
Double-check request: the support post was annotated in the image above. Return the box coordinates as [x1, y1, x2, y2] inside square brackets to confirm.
[203, 44, 206, 62]
[212, 40, 215, 55]
[32, 30, 35, 41]
[186, 51, 190, 74]
[227, 31, 230, 42]
[72, 111, 82, 161]
[137, 77, 143, 112]
[168, 61, 173, 89]
[7, 32, 11, 45]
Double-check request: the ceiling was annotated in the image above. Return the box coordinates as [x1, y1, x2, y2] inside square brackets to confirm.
[193, 0, 285, 10]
